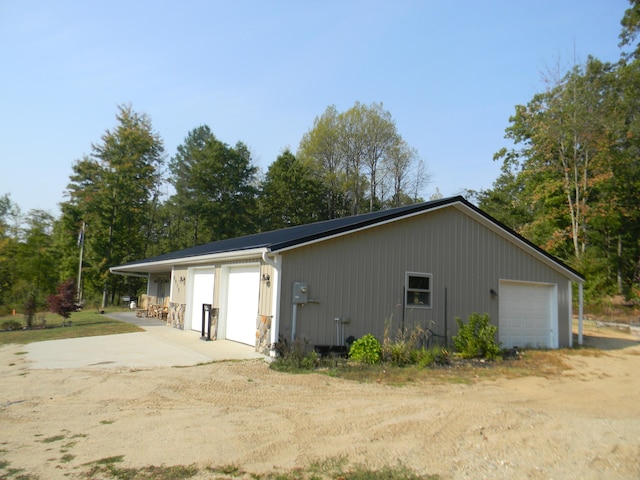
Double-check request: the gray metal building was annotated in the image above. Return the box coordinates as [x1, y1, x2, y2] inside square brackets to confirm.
[111, 196, 585, 355]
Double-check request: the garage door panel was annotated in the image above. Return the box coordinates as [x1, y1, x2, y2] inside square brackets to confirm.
[499, 281, 554, 349]
[190, 269, 215, 332]
[225, 266, 259, 346]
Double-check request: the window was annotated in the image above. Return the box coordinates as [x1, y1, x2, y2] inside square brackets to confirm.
[405, 273, 432, 308]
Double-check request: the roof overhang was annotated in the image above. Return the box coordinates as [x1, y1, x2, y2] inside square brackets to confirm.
[109, 247, 268, 276]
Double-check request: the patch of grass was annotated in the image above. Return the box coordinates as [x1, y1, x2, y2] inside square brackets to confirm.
[75, 456, 436, 480]
[60, 453, 75, 463]
[100, 420, 115, 425]
[14, 351, 27, 355]
[82, 456, 199, 480]
[40, 434, 65, 444]
[93, 455, 126, 465]
[0, 309, 142, 346]
[206, 463, 245, 476]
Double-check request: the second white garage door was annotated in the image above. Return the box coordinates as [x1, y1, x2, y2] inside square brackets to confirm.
[223, 265, 260, 346]
[499, 281, 557, 349]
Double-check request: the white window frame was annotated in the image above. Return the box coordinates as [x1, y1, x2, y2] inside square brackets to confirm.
[405, 272, 432, 309]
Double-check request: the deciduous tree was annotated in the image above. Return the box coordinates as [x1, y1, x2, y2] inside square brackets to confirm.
[61, 105, 165, 308]
[298, 102, 427, 217]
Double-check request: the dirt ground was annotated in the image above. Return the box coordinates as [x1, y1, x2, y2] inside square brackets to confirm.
[1, 323, 639, 479]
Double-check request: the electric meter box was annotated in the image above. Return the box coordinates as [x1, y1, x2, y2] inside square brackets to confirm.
[292, 282, 308, 304]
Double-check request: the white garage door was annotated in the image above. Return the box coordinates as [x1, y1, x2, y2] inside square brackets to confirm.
[189, 268, 215, 332]
[499, 281, 556, 349]
[224, 265, 260, 346]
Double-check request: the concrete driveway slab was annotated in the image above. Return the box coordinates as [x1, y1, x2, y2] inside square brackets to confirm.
[24, 311, 266, 369]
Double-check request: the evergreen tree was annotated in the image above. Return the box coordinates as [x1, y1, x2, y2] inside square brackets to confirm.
[166, 126, 258, 249]
[61, 105, 165, 308]
[258, 149, 328, 230]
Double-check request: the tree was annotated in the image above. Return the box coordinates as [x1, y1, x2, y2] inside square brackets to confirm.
[298, 102, 426, 217]
[619, 0, 640, 60]
[10, 210, 58, 314]
[297, 106, 349, 218]
[47, 279, 76, 326]
[166, 125, 258, 249]
[0, 194, 19, 314]
[258, 149, 328, 230]
[494, 58, 613, 260]
[61, 105, 165, 308]
[486, 50, 640, 300]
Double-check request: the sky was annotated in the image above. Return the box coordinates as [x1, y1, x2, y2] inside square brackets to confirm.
[0, 0, 631, 218]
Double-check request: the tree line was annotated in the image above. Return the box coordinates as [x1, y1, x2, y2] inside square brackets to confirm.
[472, 1, 640, 303]
[0, 102, 428, 314]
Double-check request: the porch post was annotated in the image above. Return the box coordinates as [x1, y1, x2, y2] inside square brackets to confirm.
[578, 283, 584, 346]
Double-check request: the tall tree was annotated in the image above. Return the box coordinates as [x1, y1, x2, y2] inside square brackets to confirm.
[298, 102, 426, 217]
[0, 194, 20, 313]
[166, 125, 258, 249]
[258, 149, 328, 230]
[11, 210, 58, 311]
[619, 0, 640, 60]
[494, 58, 613, 260]
[61, 105, 165, 308]
[297, 106, 349, 218]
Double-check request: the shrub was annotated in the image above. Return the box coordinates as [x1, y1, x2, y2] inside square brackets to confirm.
[349, 334, 382, 364]
[271, 337, 319, 372]
[47, 279, 77, 326]
[453, 312, 502, 360]
[1, 320, 23, 331]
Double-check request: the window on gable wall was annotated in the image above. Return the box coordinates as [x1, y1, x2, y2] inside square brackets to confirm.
[405, 272, 432, 308]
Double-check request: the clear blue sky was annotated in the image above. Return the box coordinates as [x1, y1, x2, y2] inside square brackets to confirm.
[0, 0, 629, 217]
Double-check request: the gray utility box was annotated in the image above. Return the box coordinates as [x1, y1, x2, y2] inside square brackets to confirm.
[292, 282, 308, 304]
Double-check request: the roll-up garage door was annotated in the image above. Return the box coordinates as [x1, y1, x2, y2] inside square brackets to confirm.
[189, 268, 215, 332]
[499, 281, 556, 349]
[224, 265, 260, 346]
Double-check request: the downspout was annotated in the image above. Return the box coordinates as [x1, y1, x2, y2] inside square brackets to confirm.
[262, 250, 281, 357]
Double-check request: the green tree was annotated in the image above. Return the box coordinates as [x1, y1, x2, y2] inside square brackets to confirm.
[486, 52, 640, 300]
[601, 59, 640, 296]
[619, 0, 640, 60]
[166, 125, 258, 248]
[298, 102, 426, 217]
[297, 105, 349, 218]
[10, 210, 58, 313]
[258, 149, 328, 231]
[0, 194, 20, 314]
[61, 105, 165, 308]
[494, 58, 614, 260]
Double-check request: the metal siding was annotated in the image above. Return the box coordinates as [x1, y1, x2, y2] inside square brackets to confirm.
[277, 206, 573, 348]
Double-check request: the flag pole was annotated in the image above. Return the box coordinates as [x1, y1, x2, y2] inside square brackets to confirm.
[77, 222, 85, 304]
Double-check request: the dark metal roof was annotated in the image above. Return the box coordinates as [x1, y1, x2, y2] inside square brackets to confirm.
[116, 196, 458, 268]
[111, 195, 584, 282]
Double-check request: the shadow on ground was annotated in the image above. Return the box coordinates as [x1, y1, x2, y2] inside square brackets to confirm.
[578, 333, 640, 351]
